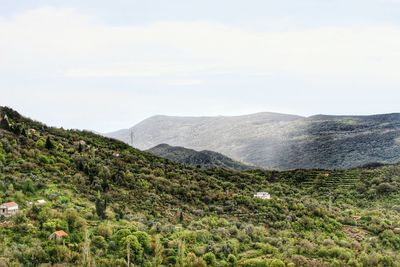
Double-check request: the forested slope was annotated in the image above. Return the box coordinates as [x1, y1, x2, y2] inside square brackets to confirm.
[1, 107, 400, 266]
[147, 144, 252, 170]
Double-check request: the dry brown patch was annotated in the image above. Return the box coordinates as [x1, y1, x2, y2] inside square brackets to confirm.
[343, 226, 367, 242]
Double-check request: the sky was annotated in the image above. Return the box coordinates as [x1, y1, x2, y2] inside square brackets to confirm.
[1, 0, 400, 132]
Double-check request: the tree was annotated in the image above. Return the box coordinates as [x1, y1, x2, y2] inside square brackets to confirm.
[22, 178, 35, 193]
[20, 128, 27, 137]
[179, 211, 184, 223]
[98, 165, 111, 192]
[45, 136, 54, 150]
[120, 235, 143, 265]
[151, 236, 164, 267]
[95, 192, 107, 220]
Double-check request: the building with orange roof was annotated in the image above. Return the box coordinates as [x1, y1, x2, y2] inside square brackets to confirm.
[49, 230, 68, 240]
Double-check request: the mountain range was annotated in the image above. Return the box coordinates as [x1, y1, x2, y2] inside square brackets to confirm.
[106, 112, 400, 170]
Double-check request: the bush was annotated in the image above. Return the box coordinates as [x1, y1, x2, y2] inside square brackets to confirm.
[269, 259, 285, 267]
[203, 252, 216, 266]
[38, 155, 53, 164]
[227, 254, 237, 266]
[239, 259, 268, 267]
[376, 183, 396, 195]
[98, 223, 113, 239]
[92, 235, 108, 250]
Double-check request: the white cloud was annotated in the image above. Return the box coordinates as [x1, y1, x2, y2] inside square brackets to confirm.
[0, 7, 400, 82]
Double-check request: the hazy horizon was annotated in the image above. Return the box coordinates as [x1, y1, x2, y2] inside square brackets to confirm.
[5, 107, 400, 134]
[2, 0, 400, 132]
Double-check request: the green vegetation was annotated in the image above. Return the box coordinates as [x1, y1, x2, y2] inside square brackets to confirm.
[1, 106, 400, 266]
[147, 144, 253, 170]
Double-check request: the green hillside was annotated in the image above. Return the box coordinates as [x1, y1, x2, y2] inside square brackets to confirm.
[1, 106, 400, 266]
[147, 144, 253, 170]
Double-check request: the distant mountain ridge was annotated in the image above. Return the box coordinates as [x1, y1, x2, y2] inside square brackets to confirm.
[147, 143, 253, 170]
[106, 112, 400, 170]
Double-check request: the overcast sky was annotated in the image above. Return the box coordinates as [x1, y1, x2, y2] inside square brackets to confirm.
[1, 0, 400, 132]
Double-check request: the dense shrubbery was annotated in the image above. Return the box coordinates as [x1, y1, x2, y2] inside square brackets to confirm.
[1, 106, 400, 266]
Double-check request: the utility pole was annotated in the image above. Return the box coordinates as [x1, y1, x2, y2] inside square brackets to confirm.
[130, 130, 134, 146]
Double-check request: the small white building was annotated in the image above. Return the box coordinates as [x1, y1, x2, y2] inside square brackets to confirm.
[36, 199, 46, 205]
[28, 199, 46, 206]
[0, 202, 19, 217]
[254, 192, 271, 200]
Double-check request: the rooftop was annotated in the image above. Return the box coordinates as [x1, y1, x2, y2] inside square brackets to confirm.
[53, 230, 68, 238]
[0, 202, 18, 208]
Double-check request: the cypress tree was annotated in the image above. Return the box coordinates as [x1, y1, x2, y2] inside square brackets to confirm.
[45, 136, 54, 150]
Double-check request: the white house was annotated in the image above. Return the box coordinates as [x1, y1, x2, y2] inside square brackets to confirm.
[36, 199, 46, 205]
[254, 192, 271, 200]
[28, 199, 46, 206]
[0, 202, 19, 217]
